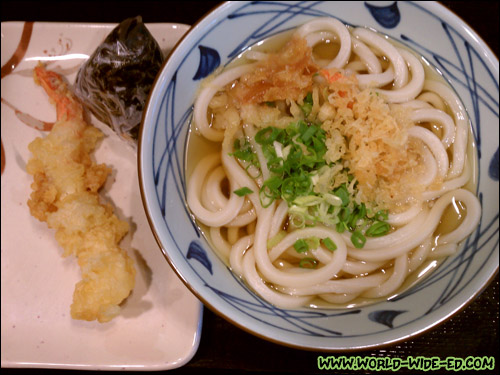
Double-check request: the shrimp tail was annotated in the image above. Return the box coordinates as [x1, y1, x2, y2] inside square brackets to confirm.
[33, 63, 83, 121]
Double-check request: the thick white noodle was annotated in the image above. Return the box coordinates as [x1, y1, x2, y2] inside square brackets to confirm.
[436, 190, 481, 245]
[244, 124, 271, 181]
[410, 108, 456, 149]
[187, 153, 244, 226]
[305, 31, 335, 47]
[209, 227, 232, 258]
[374, 49, 425, 103]
[417, 145, 439, 187]
[319, 292, 361, 304]
[188, 18, 480, 309]
[229, 234, 254, 277]
[342, 259, 386, 275]
[278, 272, 390, 295]
[343, 208, 428, 250]
[417, 91, 446, 110]
[194, 64, 255, 141]
[400, 99, 433, 109]
[242, 249, 313, 308]
[348, 189, 480, 262]
[408, 126, 449, 178]
[295, 17, 352, 68]
[258, 224, 348, 288]
[352, 38, 382, 73]
[356, 66, 395, 89]
[304, 31, 337, 67]
[387, 203, 423, 226]
[352, 28, 408, 88]
[270, 200, 289, 238]
[424, 80, 469, 178]
[244, 50, 268, 61]
[310, 248, 385, 275]
[227, 207, 257, 227]
[430, 243, 458, 258]
[421, 156, 472, 200]
[221, 149, 263, 215]
[361, 254, 408, 298]
[407, 236, 433, 273]
[202, 166, 227, 210]
[345, 60, 368, 73]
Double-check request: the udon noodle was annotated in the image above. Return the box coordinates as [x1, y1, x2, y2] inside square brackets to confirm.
[187, 18, 481, 308]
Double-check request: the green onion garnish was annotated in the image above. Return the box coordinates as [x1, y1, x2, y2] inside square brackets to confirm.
[238, 122, 392, 249]
[300, 125, 317, 143]
[305, 236, 320, 250]
[293, 239, 309, 253]
[334, 185, 350, 207]
[321, 237, 337, 252]
[299, 257, 318, 269]
[351, 230, 366, 249]
[255, 126, 282, 145]
[233, 187, 253, 197]
[300, 92, 314, 117]
[349, 203, 367, 230]
[374, 210, 389, 221]
[365, 221, 391, 237]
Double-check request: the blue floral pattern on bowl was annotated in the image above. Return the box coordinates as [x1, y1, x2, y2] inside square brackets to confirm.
[139, 1, 499, 350]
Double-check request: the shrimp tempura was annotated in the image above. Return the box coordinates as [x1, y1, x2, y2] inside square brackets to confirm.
[26, 64, 136, 323]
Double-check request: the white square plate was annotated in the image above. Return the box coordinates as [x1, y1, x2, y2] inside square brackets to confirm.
[1, 21, 202, 371]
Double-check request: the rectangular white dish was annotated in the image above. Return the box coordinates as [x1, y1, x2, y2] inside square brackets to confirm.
[1, 21, 202, 371]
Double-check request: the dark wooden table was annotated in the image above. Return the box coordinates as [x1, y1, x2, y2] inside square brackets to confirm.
[1, 2, 498, 374]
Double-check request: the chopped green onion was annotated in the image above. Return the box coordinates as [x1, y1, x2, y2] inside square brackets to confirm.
[293, 195, 323, 207]
[334, 185, 350, 206]
[255, 127, 281, 145]
[240, 123, 390, 243]
[233, 187, 253, 197]
[230, 139, 259, 166]
[339, 206, 351, 224]
[293, 239, 309, 253]
[260, 175, 282, 195]
[374, 210, 389, 221]
[300, 125, 317, 143]
[305, 236, 320, 250]
[299, 257, 318, 269]
[281, 174, 312, 202]
[349, 203, 366, 229]
[336, 221, 347, 233]
[321, 237, 337, 252]
[351, 230, 366, 249]
[233, 138, 241, 150]
[324, 193, 343, 207]
[301, 103, 313, 117]
[365, 221, 391, 237]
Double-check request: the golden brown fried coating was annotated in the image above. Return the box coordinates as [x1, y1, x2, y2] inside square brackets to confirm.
[27, 64, 135, 323]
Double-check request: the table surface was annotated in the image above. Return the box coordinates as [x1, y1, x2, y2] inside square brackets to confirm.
[1, 1, 498, 374]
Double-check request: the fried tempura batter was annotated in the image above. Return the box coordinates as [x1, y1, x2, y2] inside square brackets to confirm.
[26, 64, 135, 323]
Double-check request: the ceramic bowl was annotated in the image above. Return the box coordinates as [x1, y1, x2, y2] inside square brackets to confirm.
[138, 1, 499, 350]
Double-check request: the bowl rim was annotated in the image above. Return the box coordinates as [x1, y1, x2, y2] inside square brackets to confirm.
[138, 0, 499, 351]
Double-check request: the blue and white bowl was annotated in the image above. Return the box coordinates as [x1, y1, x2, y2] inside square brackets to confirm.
[138, 1, 499, 350]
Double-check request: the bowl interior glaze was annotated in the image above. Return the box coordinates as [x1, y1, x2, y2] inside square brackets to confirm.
[139, 1, 499, 350]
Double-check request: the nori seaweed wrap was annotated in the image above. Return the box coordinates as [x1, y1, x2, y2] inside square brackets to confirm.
[75, 16, 164, 146]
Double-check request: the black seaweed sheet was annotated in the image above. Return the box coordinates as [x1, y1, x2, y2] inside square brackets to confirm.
[75, 16, 164, 146]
